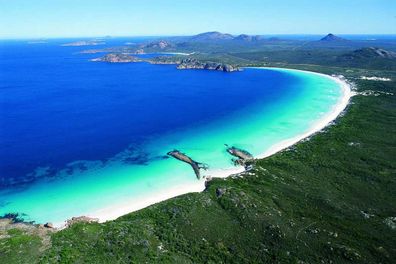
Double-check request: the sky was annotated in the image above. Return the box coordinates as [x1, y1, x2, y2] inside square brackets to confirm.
[0, 0, 395, 38]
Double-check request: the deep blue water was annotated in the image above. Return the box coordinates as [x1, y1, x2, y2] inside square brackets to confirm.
[0, 39, 298, 187]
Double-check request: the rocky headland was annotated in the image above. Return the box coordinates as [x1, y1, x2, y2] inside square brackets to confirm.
[176, 58, 240, 72]
[91, 53, 240, 72]
[91, 53, 141, 63]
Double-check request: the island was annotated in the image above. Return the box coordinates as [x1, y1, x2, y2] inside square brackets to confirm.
[61, 40, 105, 47]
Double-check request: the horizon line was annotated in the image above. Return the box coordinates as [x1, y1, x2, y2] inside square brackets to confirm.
[2, 32, 396, 41]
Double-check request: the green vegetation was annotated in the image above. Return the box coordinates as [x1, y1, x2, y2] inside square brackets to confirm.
[1, 37, 396, 263]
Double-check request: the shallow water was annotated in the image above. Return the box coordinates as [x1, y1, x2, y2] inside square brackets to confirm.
[0, 39, 343, 225]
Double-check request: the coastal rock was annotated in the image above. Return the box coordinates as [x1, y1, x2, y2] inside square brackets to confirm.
[44, 222, 53, 228]
[167, 150, 208, 179]
[177, 58, 240, 72]
[66, 216, 99, 227]
[91, 53, 141, 63]
[149, 56, 182, 65]
[225, 145, 254, 166]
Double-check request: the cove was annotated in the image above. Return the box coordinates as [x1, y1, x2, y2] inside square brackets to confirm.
[0, 41, 350, 226]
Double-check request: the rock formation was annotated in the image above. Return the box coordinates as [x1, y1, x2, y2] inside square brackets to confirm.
[167, 150, 208, 179]
[91, 53, 141, 63]
[225, 144, 254, 167]
[176, 58, 240, 72]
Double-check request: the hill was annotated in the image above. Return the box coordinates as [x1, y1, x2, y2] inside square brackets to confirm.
[320, 33, 348, 42]
[190, 31, 234, 41]
[340, 47, 396, 59]
[234, 34, 261, 42]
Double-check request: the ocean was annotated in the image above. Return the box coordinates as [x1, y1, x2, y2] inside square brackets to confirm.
[0, 39, 346, 225]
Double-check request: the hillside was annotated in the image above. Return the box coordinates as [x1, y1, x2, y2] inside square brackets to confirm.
[189, 31, 235, 41]
[320, 33, 348, 42]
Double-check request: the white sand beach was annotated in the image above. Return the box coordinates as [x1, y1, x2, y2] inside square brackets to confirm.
[68, 68, 352, 229]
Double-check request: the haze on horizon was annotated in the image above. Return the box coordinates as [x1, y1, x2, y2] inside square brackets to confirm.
[1, 0, 395, 39]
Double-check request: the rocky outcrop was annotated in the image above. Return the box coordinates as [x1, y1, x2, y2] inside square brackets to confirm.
[176, 58, 240, 72]
[216, 187, 227, 198]
[66, 216, 99, 227]
[167, 150, 208, 179]
[91, 53, 141, 63]
[144, 40, 172, 49]
[44, 222, 54, 228]
[225, 144, 254, 167]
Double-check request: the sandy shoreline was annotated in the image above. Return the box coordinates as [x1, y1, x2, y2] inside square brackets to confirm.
[57, 68, 352, 228]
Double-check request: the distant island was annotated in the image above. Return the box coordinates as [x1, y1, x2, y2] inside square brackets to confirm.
[61, 40, 105, 47]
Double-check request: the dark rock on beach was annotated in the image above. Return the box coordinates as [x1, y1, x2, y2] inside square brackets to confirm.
[44, 222, 53, 228]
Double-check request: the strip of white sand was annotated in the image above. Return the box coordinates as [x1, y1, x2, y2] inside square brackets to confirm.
[57, 67, 352, 228]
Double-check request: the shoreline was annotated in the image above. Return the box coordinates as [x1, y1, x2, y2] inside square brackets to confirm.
[63, 67, 352, 229]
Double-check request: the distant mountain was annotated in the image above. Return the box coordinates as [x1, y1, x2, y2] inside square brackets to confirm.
[188, 31, 264, 42]
[144, 40, 172, 49]
[190, 31, 234, 41]
[234, 34, 261, 42]
[320, 33, 347, 42]
[340, 47, 396, 60]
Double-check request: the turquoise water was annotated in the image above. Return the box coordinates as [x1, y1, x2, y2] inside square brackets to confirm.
[0, 41, 345, 225]
[0, 69, 344, 225]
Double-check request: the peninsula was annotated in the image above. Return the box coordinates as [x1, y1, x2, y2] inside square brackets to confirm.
[91, 53, 240, 72]
[91, 53, 141, 63]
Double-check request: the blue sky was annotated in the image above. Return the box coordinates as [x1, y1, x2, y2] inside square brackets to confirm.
[0, 0, 395, 38]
